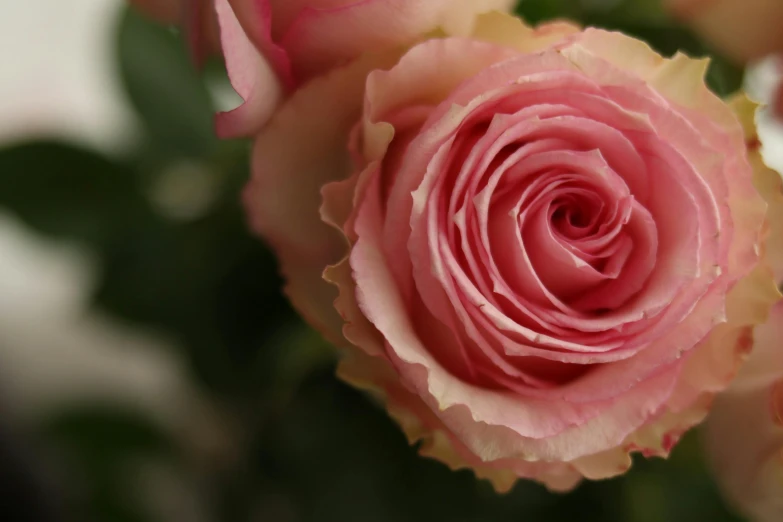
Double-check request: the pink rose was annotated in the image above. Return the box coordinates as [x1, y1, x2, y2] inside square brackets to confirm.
[213, 0, 516, 137]
[244, 12, 783, 489]
[706, 303, 783, 522]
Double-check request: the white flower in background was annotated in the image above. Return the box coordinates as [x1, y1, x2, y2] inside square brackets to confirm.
[747, 57, 783, 173]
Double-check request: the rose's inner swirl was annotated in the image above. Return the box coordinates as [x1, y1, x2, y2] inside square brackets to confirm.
[393, 75, 722, 392]
[486, 149, 655, 314]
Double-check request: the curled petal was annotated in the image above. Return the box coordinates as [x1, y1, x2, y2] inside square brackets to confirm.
[214, 0, 284, 137]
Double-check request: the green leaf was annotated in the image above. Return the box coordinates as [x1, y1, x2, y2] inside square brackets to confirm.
[91, 151, 296, 396]
[706, 55, 745, 98]
[516, 0, 581, 24]
[0, 141, 154, 246]
[39, 405, 177, 522]
[0, 421, 65, 522]
[516, 0, 666, 25]
[40, 405, 174, 462]
[116, 7, 216, 158]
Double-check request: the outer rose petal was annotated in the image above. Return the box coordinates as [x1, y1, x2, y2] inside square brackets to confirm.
[281, 0, 517, 80]
[729, 93, 783, 285]
[666, 0, 783, 63]
[244, 49, 400, 341]
[706, 303, 783, 522]
[471, 11, 581, 52]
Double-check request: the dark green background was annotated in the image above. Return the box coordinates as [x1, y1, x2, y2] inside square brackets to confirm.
[0, 2, 749, 521]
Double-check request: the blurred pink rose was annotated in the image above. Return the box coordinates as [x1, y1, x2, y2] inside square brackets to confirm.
[666, 0, 783, 118]
[245, 12, 783, 489]
[214, 0, 516, 138]
[666, 0, 783, 63]
[707, 302, 783, 522]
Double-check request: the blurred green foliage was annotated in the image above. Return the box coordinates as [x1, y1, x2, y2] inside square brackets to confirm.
[0, 2, 751, 522]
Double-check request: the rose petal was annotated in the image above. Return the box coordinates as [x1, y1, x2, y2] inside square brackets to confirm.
[245, 50, 398, 340]
[281, 0, 516, 79]
[214, 0, 284, 137]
